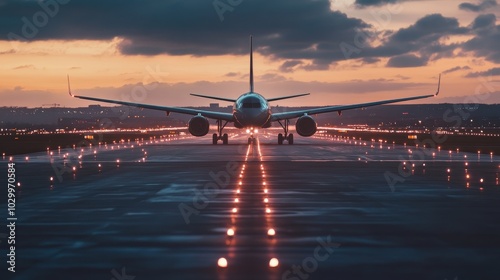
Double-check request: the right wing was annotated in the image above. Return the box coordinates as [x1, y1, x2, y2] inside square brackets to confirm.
[271, 75, 441, 121]
[68, 77, 234, 122]
[267, 93, 310, 102]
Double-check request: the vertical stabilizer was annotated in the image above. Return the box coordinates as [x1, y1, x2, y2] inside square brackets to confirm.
[250, 35, 254, 92]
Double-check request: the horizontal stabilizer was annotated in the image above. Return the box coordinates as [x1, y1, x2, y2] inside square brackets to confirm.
[267, 93, 310, 102]
[190, 93, 236, 103]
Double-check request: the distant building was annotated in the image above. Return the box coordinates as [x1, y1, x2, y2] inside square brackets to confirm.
[210, 103, 219, 109]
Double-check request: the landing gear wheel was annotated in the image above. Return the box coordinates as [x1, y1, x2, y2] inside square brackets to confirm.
[248, 137, 253, 144]
[278, 133, 284, 145]
[222, 133, 229, 145]
[212, 133, 218, 145]
[288, 133, 294, 145]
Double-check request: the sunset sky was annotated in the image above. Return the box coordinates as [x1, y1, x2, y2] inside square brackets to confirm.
[1, 0, 500, 108]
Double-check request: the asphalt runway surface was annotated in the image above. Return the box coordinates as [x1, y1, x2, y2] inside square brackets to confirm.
[1, 132, 500, 280]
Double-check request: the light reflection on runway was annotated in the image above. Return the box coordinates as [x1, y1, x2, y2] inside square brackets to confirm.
[217, 139, 280, 279]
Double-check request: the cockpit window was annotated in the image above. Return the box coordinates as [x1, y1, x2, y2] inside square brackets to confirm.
[242, 102, 261, 108]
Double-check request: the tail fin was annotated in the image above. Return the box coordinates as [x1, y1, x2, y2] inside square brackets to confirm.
[249, 35, 254, 93]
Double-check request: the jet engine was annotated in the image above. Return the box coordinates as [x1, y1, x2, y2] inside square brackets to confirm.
[295, 115, 317, 137]
[188, 115, 210, 136]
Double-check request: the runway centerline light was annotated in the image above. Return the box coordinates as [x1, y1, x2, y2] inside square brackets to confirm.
[269, 258, 279, 268]
[234, 198, 239, 203]
[268, 228, 276, 236]
[264, 198, 269, 203]
[266, 208, 271, 213]
[217, 258, 228, 268]
[232, 208, 238, 213]
[227, 228, 235, 237]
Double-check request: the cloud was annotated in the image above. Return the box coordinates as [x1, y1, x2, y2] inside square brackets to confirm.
[0, 0, 370, 69]
[0, 0, 490, 71]
[354, 0, 400, 7]
[459, 0, 497, 12]
[364, 14, 468, 66]
[12, 64, 35, 70]
[442, 66, 472, 74]
[224, 72, 241, 78]
[0, 49, 15, 55]
[279, 60, 303, 73]
[471, 13, 496, 30]
[387, 54, 427, 67]
[462, 14, 500, 63]
[465, 67, 500, 77]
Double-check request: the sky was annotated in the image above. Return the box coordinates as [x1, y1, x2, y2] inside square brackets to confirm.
[1, 0, 500, 108]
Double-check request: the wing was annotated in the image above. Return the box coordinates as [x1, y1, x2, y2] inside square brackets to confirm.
[271, 75, 441, 121]
[267, 93, 310, 102]
[68, 77, 234, 122]
[190, 93, 236, 103]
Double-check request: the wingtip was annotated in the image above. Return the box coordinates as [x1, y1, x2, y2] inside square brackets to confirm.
[435, 73, 441, 96]
[67, 75, 74, 97]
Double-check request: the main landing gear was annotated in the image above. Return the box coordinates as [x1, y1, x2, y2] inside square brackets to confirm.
[277, 119, 294, 145]
[213, 119, 229, 145]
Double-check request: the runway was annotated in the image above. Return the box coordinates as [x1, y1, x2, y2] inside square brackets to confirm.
[2, 133, 500, 280]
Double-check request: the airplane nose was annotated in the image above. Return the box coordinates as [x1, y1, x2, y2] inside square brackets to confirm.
[237, 109, 267, 126]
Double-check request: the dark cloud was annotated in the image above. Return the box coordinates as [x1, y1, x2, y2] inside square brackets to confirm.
[359, 57, 381, 64]
[465, 67, 500, 77]
[459, 0, 497, 12]
[354, 0, 399, 7]
[1, 0, 494, 71]
[442, 65, 472, 74]
[366, 14, 468, 66]
[462, 14, 500, 63]
[387, 54, 427, 67]
[279, 60, 303, 73]
[0, 0, 370, 69]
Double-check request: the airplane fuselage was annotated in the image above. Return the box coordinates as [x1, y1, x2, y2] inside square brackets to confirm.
[233, 92, 271, 128]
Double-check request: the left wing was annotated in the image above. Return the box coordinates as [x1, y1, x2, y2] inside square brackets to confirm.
[271, 75, 440, 121]
[68, 77, 234, 122]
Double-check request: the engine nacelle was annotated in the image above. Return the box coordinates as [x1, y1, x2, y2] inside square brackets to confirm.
[295, 115, 317, 137]
[188, 115, 210, 137]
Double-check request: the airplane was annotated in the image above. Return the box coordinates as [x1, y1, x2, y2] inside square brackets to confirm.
[68, 36, 441, 145]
